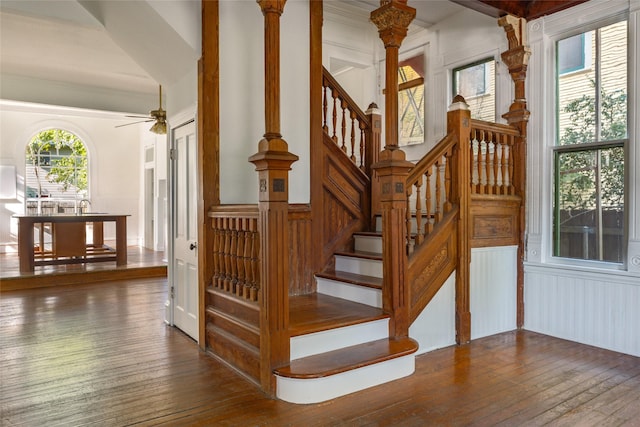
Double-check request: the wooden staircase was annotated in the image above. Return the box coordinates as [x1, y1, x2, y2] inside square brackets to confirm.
[275, 222, 418, 404]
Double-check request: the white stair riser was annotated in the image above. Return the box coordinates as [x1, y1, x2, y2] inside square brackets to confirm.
[354, 235, 383, 254]
[276, 354, 416, 404]
[335, 255, 382, 278]
[290, 318, 389, 360]
[317, 277, 382, 308]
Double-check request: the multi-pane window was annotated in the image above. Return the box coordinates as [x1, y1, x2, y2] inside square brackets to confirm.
[553, 20, 627, 263]
[398, 53, 425, 146]
[25, 129, 89, 214]
[453, 58, 496, 122]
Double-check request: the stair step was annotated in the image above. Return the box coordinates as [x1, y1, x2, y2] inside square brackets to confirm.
[353, 232, 383, 254]
[334, 251, 383, 278]
[289, 293, 387, 337]
[315, 269, 382, 289]
[275, 337, 418, 404]
[316, 270, 382, 308]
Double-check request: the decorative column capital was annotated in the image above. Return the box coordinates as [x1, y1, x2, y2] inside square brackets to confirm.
[370, 1, 416, 48]
[257, 0, 286, 16]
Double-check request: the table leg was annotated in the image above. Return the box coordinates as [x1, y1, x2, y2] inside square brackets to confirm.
[92, 221, 104, 246]
[18, 219, 35, 273]
[115, 217, 127, 266]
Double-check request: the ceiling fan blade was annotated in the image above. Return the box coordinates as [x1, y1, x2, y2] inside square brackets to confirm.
[125, 115, 153, 119]
[115, 119, 154, 128]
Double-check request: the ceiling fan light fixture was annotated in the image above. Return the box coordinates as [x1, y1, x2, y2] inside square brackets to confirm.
[150, 121, 167, 135]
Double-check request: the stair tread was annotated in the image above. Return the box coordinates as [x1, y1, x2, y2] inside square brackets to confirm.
[353, 231, 382, 237]
[289, 293, 387, 337]
[334, 250, 382, 260]
[275, 337, 418, 379]
[316, 269, 382, 289]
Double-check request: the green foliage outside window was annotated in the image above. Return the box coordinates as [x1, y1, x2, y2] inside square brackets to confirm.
[26, 129, 88, 198]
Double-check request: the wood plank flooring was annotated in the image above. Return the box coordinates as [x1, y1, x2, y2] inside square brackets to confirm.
[0, 244, 166, 290]
[2, 278, 639, 426]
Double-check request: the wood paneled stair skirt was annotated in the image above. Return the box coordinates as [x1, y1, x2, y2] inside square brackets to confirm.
[275, 217, 418, 404]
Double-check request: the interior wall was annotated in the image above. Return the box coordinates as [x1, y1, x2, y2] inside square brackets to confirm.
[0, 102, 143, 252]
[219, 0, 310, 205]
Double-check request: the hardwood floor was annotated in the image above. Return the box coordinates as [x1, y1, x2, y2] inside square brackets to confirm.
[2, 278, 639, 426]
[0, 244, 166, 290]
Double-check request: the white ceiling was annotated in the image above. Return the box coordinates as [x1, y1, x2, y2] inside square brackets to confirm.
[0, 0, 464, 114]
[0, 0, 200, 114]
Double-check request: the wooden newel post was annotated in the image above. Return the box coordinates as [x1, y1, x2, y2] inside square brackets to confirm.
[370, 0, 415, 338]
[250, 0, 298, 396]
[448, 95, 472, 344]
[365, 103, 383, 228]
[499, 15, 530, 329]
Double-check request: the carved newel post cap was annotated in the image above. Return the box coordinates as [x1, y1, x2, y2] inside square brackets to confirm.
[372, 145, 413, 174]
[448, 95, 470, 111]
[365, 103, 381, 115]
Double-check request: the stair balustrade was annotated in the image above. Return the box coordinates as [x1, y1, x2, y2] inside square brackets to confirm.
[209, 205, 260, 302]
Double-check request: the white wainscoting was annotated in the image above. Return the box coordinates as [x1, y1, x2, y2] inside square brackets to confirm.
[525, 264, 640, 357]
[410, 272, 456, 355]
[470, 246, 518, 340]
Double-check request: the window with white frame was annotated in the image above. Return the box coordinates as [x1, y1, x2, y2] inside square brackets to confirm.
[553, 20, 628, 263]
[398, 53, 425, 146]
[25, 129, 89, 214]
[452, 58, 496, 122]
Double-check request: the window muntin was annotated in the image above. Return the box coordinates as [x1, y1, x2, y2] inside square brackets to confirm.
[453, 58, 496, 122]
[25, 129, 89, 214]
[398, 53, 425, 146]
[553, 20, 627, 263]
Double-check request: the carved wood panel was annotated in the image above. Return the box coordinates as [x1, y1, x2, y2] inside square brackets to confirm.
[470, 195, 521, 248]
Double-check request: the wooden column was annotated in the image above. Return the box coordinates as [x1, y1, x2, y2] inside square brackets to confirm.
[309, 0, 324, 274]
[198, 0, 221, 349]
[249, 0, 298, 396]
[448, 96, 472, 344]
[370, 0, 415, 338]
[499, 15, 531, 329]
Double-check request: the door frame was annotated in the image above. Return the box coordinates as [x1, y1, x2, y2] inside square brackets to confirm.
[165, 107, 198, 340]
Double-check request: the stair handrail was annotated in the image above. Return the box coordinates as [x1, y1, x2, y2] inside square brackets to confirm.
[322, 67, 380, 176]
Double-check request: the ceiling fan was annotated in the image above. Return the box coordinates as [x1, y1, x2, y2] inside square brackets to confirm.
[116, 85, 167, 134]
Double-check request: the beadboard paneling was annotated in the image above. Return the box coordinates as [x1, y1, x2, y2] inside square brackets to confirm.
[470, 246, 518, 340]
[525, 264, 640, 357]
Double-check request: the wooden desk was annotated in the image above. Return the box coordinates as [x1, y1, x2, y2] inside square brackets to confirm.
[15, 214, 129, 273]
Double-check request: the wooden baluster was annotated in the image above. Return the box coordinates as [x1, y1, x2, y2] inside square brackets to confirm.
[492, 134, 502, 194]
[478, 131, 487, 194]
[470, 130, 477, 194]
[508, 135, 515, 195]
[236, 218, 246, 299]
[359, 122, 366, 170]
[444, 149, 453, 213]
[406, 187, 413, 253]
[322, 84, 328, 133]
[331, 91, 338, 143]
[231, 220, 239, 295]
[215, 222, 224, 288]
[243, 218, 253, 299]
[223, 219, 232, 292]
[425, 169, 433, 234]
[350, 110, 357, 163]
[501, 135, 508, 195]
[211, 219, 218, 288]
[251, 220, 260, 302]
[414, 181, 422, 246]
[340, 100, 347, 153]
[435, 160, 442, 224]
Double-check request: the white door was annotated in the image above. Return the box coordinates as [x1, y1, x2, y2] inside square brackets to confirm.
[171, 120, 199, 340]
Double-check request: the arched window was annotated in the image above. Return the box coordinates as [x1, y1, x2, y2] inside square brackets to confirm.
[25, 129, 89, 214]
